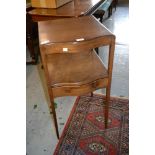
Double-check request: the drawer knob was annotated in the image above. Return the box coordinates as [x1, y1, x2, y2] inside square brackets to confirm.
[63, 48, 68, 53]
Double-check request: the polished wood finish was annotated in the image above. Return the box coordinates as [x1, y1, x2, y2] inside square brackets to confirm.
[42, 49, 109, 97]
[38, 16, 113, 44]
[38, 16, 115, 138]
[27, 0, 106, 64]
[29, 0, 106, 21]
[31, 0, 72, 9]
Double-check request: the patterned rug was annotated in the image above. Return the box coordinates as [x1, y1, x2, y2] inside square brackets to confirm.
[54, 94, 129, 155]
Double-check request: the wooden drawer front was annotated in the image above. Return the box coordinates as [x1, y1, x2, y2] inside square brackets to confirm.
[52, 78, 108, 97]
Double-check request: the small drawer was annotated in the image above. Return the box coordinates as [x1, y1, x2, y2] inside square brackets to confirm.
[52, 78, 108, 98]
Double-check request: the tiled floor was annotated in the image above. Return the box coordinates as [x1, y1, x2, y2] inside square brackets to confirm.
[26, 1, 129, 154]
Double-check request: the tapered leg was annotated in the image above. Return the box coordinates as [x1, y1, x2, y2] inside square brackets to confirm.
[91, 92, 93, 97]
[104, 38, 115, 128]
[40, 46, 60, 139]
[49, 90, 59, 139]
[105, 86, 111, 129]
[50, 98, 59, 139]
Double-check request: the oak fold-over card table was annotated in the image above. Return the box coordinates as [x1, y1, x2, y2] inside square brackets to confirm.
[27, 0, 106, 64]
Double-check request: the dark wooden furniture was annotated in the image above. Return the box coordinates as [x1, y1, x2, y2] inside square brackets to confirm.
[93, 0, 113, 23]
[26, 4, 39, 64]
[93, 0, 118, 23]
[93, 9, 105, 23]
[26, 0, 106, 64]
[38, 15, 115, 138]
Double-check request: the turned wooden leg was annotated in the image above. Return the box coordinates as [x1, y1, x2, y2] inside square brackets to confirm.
[105, 86, 110, 129]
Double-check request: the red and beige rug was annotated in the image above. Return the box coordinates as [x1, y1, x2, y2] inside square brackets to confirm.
[54, 94, 129, 155]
